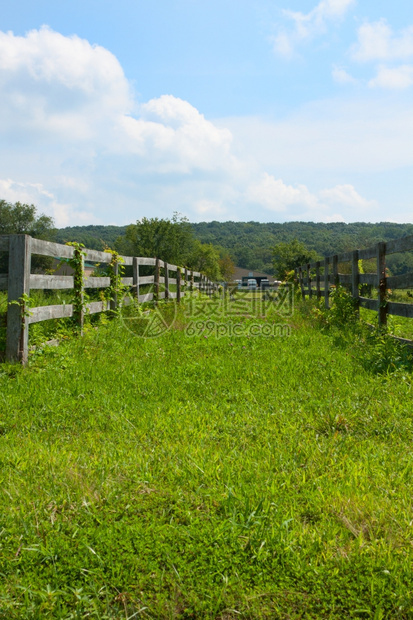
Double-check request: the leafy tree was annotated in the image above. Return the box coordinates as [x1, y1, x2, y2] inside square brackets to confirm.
[0, 200, 56, 272]
[189, 241, 221, 281]
[0, 200, 55, 238]
[115, 213, 196, 267]
[217, 247, 235, 281]
[272, 238, 320, 279]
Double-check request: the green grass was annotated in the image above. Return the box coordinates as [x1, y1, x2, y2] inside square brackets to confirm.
[1, 298, 413, 618]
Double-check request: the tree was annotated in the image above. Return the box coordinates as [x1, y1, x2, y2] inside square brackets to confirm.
[115, 213, 196, 267]
[0, 200, 56, 272]
[189, 241, 222, 281]
[0, 200, 55, 238]
[272, 238, 320, 279]
[217, 247, 235, 281]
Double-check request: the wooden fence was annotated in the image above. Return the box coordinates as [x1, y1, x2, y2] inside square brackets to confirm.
[295, 233, 413, 339]
[0, 234, 216, 364]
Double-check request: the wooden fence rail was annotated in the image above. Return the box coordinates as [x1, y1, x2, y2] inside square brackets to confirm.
[0, 235, 217, 364]
[296, 234, 413, 341]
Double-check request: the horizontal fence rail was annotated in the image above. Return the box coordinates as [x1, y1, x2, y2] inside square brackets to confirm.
[0, 235, 217, 364]
[295, 234, 413, 344]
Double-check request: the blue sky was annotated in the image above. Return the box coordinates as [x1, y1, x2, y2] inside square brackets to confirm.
[0, 0, 412, 226]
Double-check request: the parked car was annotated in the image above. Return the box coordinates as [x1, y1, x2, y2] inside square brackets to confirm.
[248, 278, 257, 290]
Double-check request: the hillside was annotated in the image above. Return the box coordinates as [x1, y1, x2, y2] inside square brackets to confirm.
[56, 220, 413, 274]
[55, 224, 127, 250]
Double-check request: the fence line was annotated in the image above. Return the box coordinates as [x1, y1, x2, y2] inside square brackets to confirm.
[296, 233, 413, 342]
[0, 234, 217, 364]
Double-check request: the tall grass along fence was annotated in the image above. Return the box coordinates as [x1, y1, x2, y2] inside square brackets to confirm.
[0, 234, 216, 364]
[296, 233, 413, 343]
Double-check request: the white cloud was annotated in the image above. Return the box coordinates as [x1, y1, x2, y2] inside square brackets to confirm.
[246, 174, 318, 211]
[0, 27, 233, 176]
[245, 175, 375, 220]
[368, 65, 413, 90]
[332, 66, 358, 84]
[319, 184, 376, 209]
[0, 26, 133, 142]
[351, 20, 413, 63]
[0, 178, 96, 227]
[0, 26, 407, 225]
[273, 0, 355, 57]
[118, 95, 234, 174]
[194, 199, 227, 217]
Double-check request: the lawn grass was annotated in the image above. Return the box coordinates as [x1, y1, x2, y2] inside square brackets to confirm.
[1, 297, 413, 618]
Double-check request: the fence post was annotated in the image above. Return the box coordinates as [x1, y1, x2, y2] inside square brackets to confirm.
[133, 257, 139, 301]
[324, 258, 329, 309]
[351, 250, 359, 316]
[316, 261, 321, 300]
[190, 270, 194, 292]
[77, 250, 85, 331]
[307, 263, 312, 299]
[164, 261, 169, 300]
[377, 242, 387, 329]
[6, 234, 31, 365]
[154, 257, 160, 304]
[177, 267, 181, 303]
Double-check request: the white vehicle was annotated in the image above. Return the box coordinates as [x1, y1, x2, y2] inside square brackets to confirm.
[248, 278, 257, 290]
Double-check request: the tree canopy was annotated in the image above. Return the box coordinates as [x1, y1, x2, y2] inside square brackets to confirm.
[114, 213, 226, 280]
[115, 213, 196, 267]
[0, 200, 55, 238]
[0, 200, 56, 272]
[55, 219, 413, 277]
[272, 238, 320, 279]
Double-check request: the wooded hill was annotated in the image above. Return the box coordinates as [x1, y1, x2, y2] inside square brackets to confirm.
[56, 221, 413, 275]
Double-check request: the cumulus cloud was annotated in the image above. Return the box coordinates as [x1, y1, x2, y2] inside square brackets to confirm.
[351, 20, 413, 63]
[0, 178, 95, 227]
[246, 174, 318, 212]
[319, 184, 376, 209]
[332, 66, 358, 85]
[0, 26, 133, 141]
[273, 0, 355, 57]
[118, 95, 234, 173]
[245, 175, 375, 220]
[194, 200, 227, 217]
[0, 26, 391, 224]
[0, 27, 234, 176]
[368, 65, 413, 90]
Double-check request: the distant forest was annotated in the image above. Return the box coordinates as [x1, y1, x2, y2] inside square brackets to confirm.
[56, 220, 413, 275]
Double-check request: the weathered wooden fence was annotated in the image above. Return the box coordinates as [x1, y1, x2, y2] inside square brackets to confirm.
[0, 234, 216, 364]
[296, 233, 413, 339]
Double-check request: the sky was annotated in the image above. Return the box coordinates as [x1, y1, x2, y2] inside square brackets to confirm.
[0, 0, 412, 227]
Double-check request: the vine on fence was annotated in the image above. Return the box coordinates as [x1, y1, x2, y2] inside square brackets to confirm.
[65, 242, 89, 328]
[8, 293, 34, 326]
[104, 247, 126, 313]
[8, 293, 34, 358]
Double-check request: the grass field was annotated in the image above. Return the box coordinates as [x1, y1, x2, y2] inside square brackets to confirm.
[1, 295, 413, 618]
